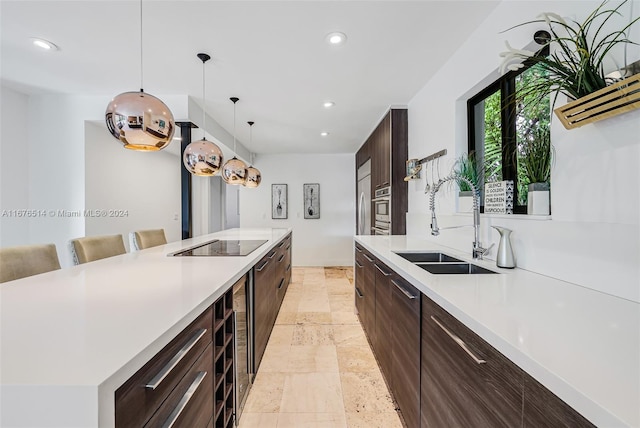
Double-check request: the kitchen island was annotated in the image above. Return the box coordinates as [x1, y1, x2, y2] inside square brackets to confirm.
[1, 228, 290, 428]
[355, 235, 639, 428]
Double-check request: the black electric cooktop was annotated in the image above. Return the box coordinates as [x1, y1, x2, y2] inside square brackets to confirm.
[169, 239, 268, 257]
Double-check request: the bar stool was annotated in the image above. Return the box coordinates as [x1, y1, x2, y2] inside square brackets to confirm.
[129, 229, 167, 251]
[69, 234, 126, 265]
[0, 243, 61, 283]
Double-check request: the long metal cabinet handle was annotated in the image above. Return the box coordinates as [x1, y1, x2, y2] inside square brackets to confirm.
[146, 328, 208, 390]
[277, 278, 285, 290]
[431, 316, 486, 365]
[363, 254, 374, 262]
[355, 260, 363, 268]
[268, 251, 276, 259]
[286, 245, 291, 251]
[375, 264, 391, 276]
[278, 254, 285, 263]
[355, 287, 364, 298]
[161, 371, 208, 428]
[256, 260, 269, 272]
[391, 279, 417, 300]
[286, 264, 291, 272]
[355, 246, 362, 253]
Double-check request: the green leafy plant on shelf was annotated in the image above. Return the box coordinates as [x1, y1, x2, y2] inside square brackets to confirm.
[453, 151, 482, 193]
[499, 0, 640, 105]
[517, 125, 553, 186]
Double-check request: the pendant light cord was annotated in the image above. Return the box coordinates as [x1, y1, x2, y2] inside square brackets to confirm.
[202, 60, 206, 137]
[233, 102, 237, 154]
[139, 0, 144, 92]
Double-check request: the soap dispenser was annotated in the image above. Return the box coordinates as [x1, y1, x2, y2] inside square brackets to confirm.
[492, 226, 515, 268]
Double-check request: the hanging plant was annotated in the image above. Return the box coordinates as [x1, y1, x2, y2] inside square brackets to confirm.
[499, 0, 640, 105]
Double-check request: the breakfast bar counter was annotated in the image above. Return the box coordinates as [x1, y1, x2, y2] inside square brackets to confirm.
[0, 228, 290, 428]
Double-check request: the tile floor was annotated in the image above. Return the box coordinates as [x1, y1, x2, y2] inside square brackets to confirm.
[238, 267, 403, 428]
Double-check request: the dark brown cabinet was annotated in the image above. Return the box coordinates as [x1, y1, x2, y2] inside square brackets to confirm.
[254, 233, 292, 372]
[254, 248, 275, 371]
[421, 295, 523, 428]
[353, 246, 595, 428]
[355, 108, 407, 235]
[373, 260, 393, 378]
[390, 274, 421, 428]
[354, 247, 366, 328]
[115, 285, 239, 428]
[523, 375, 595, 428]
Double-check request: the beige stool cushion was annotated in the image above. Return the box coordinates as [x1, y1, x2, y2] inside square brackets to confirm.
[130, 229, 167, 251]
[0, 243, 61, 283]
[69, 234, 126, 265]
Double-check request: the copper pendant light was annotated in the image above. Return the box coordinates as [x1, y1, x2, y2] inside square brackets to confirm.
[244, 121, 261, 188]
[221, 97, 248, 185]
[183, 53, 224, 176]
[105, 0, 175, 151]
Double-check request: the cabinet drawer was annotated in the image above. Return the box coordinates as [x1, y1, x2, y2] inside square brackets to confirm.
[144, 342, 214, 428]
[422, 297, 522, 427]
[115, 307, 213, 427]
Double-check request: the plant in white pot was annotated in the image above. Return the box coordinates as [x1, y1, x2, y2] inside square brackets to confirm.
[518, 126, 553, 215]
[453, 151, 481, 213]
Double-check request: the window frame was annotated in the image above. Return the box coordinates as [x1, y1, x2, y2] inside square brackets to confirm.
[467, 47, 549, 214]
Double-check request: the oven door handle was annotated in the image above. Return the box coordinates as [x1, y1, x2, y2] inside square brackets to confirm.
[372, 227, 390, 235]
[371, 197, 390, 202]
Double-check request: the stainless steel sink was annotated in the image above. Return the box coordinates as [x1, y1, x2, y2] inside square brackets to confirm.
[395, 252, 464, 263]
[418, 263, 498, 275]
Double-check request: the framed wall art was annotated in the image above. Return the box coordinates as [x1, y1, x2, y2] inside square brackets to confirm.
[303, 183, 320, 219]
[271, 184, 288, 219]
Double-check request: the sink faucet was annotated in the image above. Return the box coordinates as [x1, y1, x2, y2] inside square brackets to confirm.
[429, 174, 490, 260]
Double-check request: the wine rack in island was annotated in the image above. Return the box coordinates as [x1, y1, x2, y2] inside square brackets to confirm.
[213, 286, 235, 428]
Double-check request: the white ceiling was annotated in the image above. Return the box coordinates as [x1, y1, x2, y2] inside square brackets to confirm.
[1, 1, 500, 155]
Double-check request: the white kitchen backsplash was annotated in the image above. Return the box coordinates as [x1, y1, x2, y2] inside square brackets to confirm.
[406, 212, 639, 303]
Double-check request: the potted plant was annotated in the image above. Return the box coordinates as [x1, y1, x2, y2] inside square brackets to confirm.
[453, 151, 481, 212]
[499, 0, 640, 110]
[518, 126, 553, 215]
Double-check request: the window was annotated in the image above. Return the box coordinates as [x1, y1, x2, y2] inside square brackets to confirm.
[467, 50, 550, 213]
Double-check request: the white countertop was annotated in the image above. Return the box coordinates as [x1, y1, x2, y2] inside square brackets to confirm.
[355, 235, 639, 428]
[1, 228, 290, 428]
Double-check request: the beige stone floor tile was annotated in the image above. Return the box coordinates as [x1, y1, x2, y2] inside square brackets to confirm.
[259, 345, 292, 372]
[297, 296, 331, 313]
[340, 371, 396, 413]
[331, 311, 359, 325]
[324, 267, 350, 279]
[275, 311, 297, 325]
[329, 295, 355, 313]
[268, 325, 295, 346]
[280, 372, 345, 413]
[238, 412, 279, 428]
[326, 280, 354, 296]
[345, 411, 403, 428]
[243, 372, 286, 413]
[295, 311, 333, 324]
[332, 325, 369, 347]
[336, 346, 378, 372]
[292, 325, 335, 345]
[287, 345, 339, 372]
[277, 413, 347, 428]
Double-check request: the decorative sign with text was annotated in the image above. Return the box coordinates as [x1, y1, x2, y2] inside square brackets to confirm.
[484, 181, 514, 214]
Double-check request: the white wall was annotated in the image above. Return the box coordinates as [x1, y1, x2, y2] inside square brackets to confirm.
[0, 87, 30, 247]
[0, 88, 189, 266]
[84, 121, 181, 252]
[239, 154, 355, 266]
[406, 1, 640, 302]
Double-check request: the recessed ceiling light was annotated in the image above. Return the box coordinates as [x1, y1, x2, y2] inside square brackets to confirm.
[323, 101, 335, 108]
[325, 32, 347, 46]
[31, 38, 59, 51]
[320, 132, 329, 137]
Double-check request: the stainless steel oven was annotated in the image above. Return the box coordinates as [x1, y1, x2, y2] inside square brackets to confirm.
[372, 219, 390, 235]
[373, 187, 391, 223]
